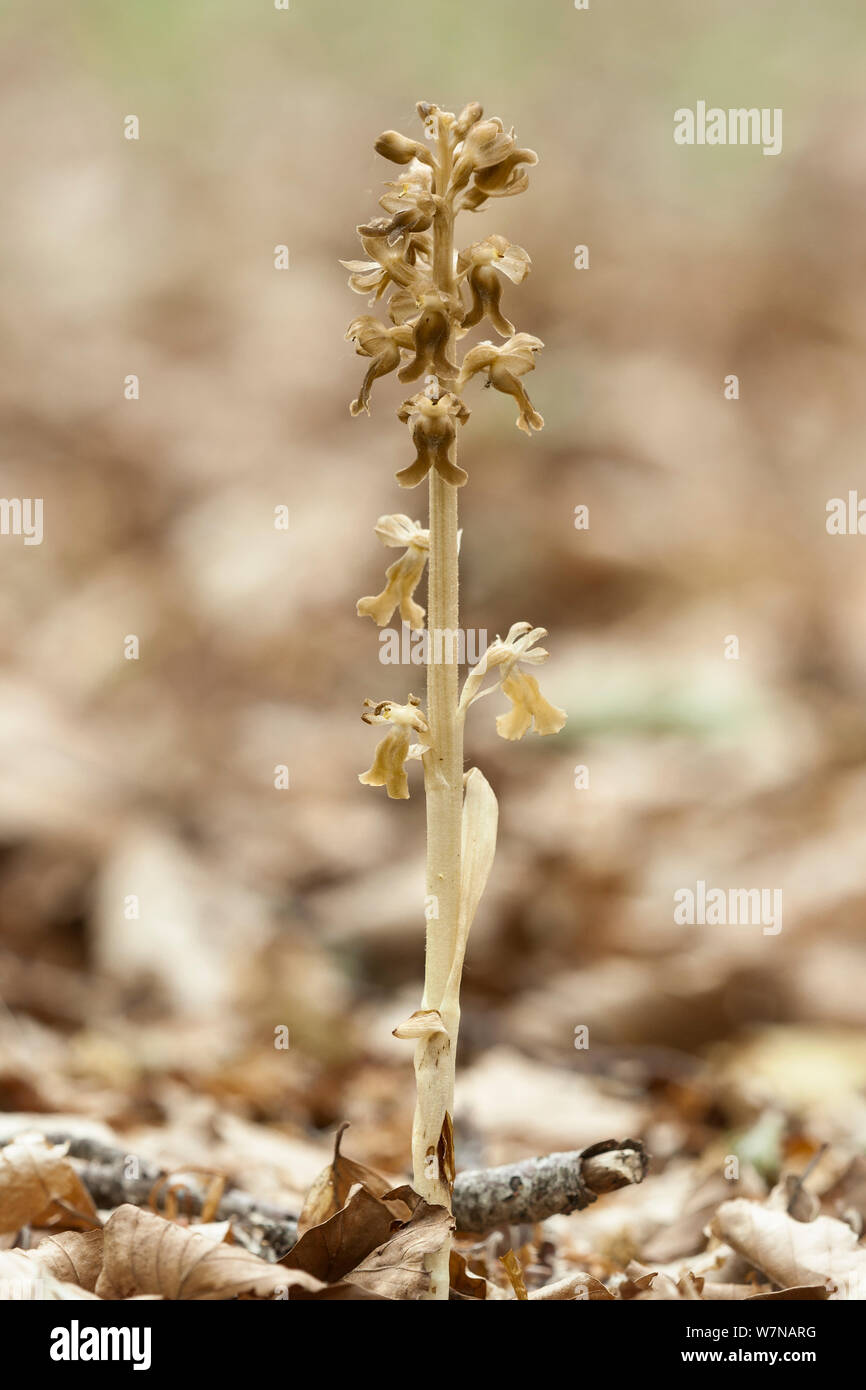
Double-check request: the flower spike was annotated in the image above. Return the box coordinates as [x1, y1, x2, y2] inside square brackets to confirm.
[344, 104, 564, 1297]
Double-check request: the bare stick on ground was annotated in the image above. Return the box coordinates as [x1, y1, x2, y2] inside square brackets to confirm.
[0, 1131, 648, 1256]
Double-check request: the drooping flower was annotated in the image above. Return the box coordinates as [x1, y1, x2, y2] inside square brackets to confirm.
[398, 292, 459, 383]
[345, 316, 413, 416]
[358, 161, 436, 241]
[458, 234, 531, 336]
[459, 622, 549, 707]
[451, 118, 519, 191]
[340, 231, 421, 303]
[396, 390, 469, 488]
[458, 332, 544, 433]
[459, 622, 566, 739]
[496, 671, 567, 740]
[359, 695, 431, 799]
[460, 145, 539, 212]
[357, 514, 429, 629]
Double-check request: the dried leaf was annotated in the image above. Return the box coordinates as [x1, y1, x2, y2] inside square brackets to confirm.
[297, 1124, 393, 1237]
[748, 1285, 830, 1300]
[499, 1249, 528, 1300]
[713, 1199, 866, 1299]
[530, 1272, 615, 1301]
[346, 1199, 454, 1300]
[94, 1205, 323, 1300]
[449, 1248, 489, 1300]
[0, 1136, 99, 1234]
[284, 1183, 412, 1284]
[27, 1229, 105, 1292]
[0, 1248, 101, 1301]
[392, 1009, 448, 1040]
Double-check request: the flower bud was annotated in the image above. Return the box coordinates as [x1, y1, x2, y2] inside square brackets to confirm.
[454, 102, 484, 139]
[375, 130, 434, 167]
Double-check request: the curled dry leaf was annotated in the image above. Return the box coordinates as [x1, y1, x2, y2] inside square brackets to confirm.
[296, 1123, 394, 1237]
[529, 1272, 615, 1301]
[499, 1249, 528, 1300]
[288, 1127, 455, 1300]
[283, 1182, 413, 1284]
[748, 1285, 830, 1301]
[94, 1205, 323, 1300]
[449, 1248, 490, 1300]
[345, 1199, 455, 1301]
[392, 1009, 448, 1040]
[28, 1228, 105, 1292]
[0, 1136, 99, 1234]
[0, 1248, 101, 1301]
[712, 1199, 866, 1299]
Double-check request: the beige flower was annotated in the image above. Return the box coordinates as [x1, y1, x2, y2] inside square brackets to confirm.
[340, 231, 420, 303]
[359, 695, 431, 799]
[460, 145, 539, 211]
[458, 235, 531, 337]
[398, 292, 459, 383]
[458, 332, 544, 433]
[357, 514, 429, 630]
[396, 390, 470, 488]
[459, 622, 566, 739]
[358, 161, 436, 240]
[496, 671, 567, 740]
[345, 316, 413, 416]
[451, 118, 518, 191]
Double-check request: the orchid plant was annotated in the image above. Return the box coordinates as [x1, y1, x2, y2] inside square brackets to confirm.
[345, 101, 566, 1300]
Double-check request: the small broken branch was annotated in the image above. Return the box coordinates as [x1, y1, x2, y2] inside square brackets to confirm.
[0, 1132, 648, 1253]
[452, 1138, 649, 1233]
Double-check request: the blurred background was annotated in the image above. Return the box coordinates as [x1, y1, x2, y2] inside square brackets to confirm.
[1, 0, 866, 1231]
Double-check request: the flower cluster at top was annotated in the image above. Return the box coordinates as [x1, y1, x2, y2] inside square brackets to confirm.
[342, 101, 544, 488]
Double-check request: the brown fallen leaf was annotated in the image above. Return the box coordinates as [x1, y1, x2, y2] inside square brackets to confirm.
[700, 1283, 768, 1299]
[449, 1248, 490, 1301]
[345, 1199, 454, 1301]
[529, 1272, 614, 1301]
[283, 1182, 412, 1284]
[297, 1124, 394, 1237]
[822, 1154, 866, 1229]
[499, 1249, 529, 1300]
[0, 1136, 99, 1234]
[0, 1248, 100, 1301]
[94, 1205, 323, 1300]
[748, 1285, 830, 1300]
[27, 1229, 105, 1292]
[713, 1199, 866, 1299]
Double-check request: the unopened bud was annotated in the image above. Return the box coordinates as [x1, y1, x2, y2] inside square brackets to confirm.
[374, 130, 434, 167]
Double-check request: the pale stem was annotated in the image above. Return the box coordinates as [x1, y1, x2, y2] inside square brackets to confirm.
[411, 114, 462, 1300]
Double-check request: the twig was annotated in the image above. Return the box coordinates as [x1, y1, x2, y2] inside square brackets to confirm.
[451, 1138, 649, 1233]
[0, 1131, 648, 1251]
